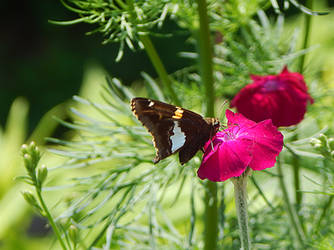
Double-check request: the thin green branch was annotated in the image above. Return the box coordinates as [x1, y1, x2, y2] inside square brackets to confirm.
[188, 183, 196, 248]
[277, 158, 305, 248]
[298, 0, 313, 73]
[315, 195, 333, 232]
[250, 176, 274, 210]
[315, 159, 334, 232]
[292, 152, 302, 205]
[293, 0, 313, 231]
[289, 0, 328, 16]
[139, 35, 180, 105]
[36, 190, 68, 250]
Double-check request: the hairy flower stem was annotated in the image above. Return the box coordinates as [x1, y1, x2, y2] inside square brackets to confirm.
[139, 35, 180, 106]
[36, 190, 67, 250]
[195, 0, 218, 249]
[277, 158, 305, 248]
[232, 170, 251, 250]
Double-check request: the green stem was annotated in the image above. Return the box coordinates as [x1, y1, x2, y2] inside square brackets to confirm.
[277, 158, 305, 248]
[125, 0, 179, 105]
[195, 0, 218, 249]
[139, 35, 180, 106]
[203, 181, 218, 250]
[36, 190, 67, 250]
[232, 170, 251, 250]
[293, 0, 313, 231]
[291, 140, 302, 207]
[315, 160, 334, 232]
[283, 144, 302, 208]
[250, 176, 274, 210]
[315, 195, 333, 232]
[298, 0, 313, 74]
[196, 0, 215, 117]
[292, 152, 306, 234]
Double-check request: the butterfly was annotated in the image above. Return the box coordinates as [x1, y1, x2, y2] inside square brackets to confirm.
[131, 97, 220, 164]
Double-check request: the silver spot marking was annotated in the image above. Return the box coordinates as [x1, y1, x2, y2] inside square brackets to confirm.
[148, 101, 154, 107]
[170, 121, 186, 153]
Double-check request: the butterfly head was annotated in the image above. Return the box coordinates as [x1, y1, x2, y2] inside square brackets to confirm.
[205, 118, 220, 135]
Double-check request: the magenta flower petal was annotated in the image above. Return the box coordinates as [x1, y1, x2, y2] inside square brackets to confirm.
[247, 120, 284, 170]
[230, 66, 313, 127]
[226, 109, 257, 128]
[197, 136, 253, 182]
[197, 110, 284, 182]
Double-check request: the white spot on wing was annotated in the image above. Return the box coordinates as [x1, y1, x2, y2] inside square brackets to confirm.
[148, 101, 154, 107]
[170, 121, 186, 153]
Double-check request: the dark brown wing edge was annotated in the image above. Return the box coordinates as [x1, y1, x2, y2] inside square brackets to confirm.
[131, 98, 174, 163]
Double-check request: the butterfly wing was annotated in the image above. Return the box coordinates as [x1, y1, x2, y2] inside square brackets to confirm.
[131, 97, 217, 164]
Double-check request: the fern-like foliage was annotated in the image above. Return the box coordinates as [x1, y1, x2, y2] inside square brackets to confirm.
[47, 77, 221, 248]
[30, 4, 334, 249]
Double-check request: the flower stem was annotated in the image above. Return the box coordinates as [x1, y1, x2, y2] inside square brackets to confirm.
[298, 0, 313, 74]
[292, 151, 306, 234]
[203, 181, 218, 250]
[294, 0, 313, 230]
[315, 160, 334, 232]
[125, 0, 179, 104]
[277, 158, 305, 248]
[232, 171, 251, 250]
[195, 0, 218, 249]
[139, 35, 180, 106]
[284, 143, 303, 211]
[315, 195, 333, 232]
[196, 0, 215, 117]
[36, 190, 67, 250]
[292, 153, 302, 206]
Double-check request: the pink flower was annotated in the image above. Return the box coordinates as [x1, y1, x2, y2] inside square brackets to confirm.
[197, 110, 283, 182]
[230, 66, 314, 127]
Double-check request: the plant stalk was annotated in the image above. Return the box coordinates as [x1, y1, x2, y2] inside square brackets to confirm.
[203, 181, 218, 250]
[195, 0, 218, 249]
[293, 0, 313, 230]
[298, 0, 313, 74]
[36, 190, 67, 250]
[196, 0, 215, 117]
[125, 0, 179, 104]
[315, 160, 334, 232]
[139, 35, 180, 106]
[277, 158, 305, 248]
[315, 195, 333, 232]
[232, 171, 251, 250]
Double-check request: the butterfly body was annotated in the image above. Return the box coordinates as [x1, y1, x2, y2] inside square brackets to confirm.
[131, 97, 220, 164]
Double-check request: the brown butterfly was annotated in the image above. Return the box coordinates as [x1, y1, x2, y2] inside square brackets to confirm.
[131, 97, 220, 164]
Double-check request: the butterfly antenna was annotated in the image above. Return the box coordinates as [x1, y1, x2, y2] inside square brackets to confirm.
[210, 139, 215, 151]
[218, 100, 229, 118]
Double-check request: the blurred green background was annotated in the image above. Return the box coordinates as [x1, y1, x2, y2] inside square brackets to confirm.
[1, 0, 196, 132]
[1, 0, 333, 249]
[1, 1, 195, 249]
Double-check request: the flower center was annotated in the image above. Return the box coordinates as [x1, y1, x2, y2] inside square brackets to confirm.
[218, 127, 239, 142]
[262, 79, 280, 92]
